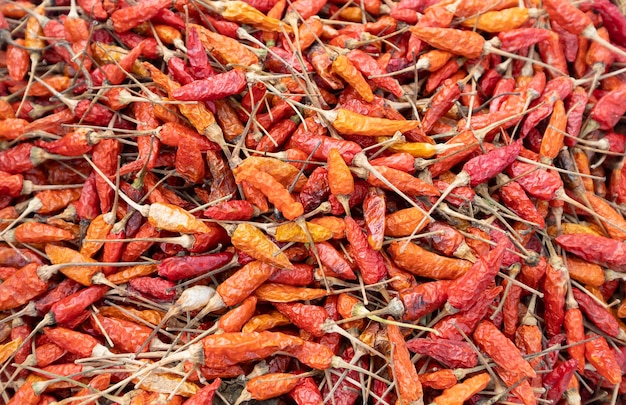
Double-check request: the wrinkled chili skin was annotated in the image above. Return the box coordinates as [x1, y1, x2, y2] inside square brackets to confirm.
[406, 337, 478, 368]
[35, 279, 82, 316]
[400, 280, 451, 321]
[157, 252, 234, 281]
[344, 216, 387, 284]
[556, 234, 626, 272]
[128, 277, 177, 302]
[299, 167, 330, 213]
[572, 288, 621, 338]
[50, 285, 108, 325]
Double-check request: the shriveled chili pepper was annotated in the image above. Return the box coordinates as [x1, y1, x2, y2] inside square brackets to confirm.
[158, 252, 233, 281]
[430, 286, 502, 341]
[344, 216, 387, 284]
[231, 224, 293, 269]
[274, 302, 328, 337]
[389, 241, 471, 280]
[407, 338, 477, 368]
[474, 320, 536, 378]
[556, 233, 626, 272]
[254, 283, 328, 302]
[387, 320, 423, 404]
[445, 240, 506, 313]
[585, 333, 623, 384]
[50, 285, 108, 325]
[573, 288, 626, 340]
[173, 69, 247, 101]
[233, 167, 304, 220]
[128, 277, 176, 302]
[0, 263, 51, 311]
[331, 54, 374, 103]
[93, 315, 153, 353]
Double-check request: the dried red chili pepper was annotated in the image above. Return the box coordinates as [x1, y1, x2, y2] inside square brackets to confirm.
[344, 216, 387, 284]
[585, 333, 623, 384]
[474, 320, 536, 378]
[573, 288, 626, 339]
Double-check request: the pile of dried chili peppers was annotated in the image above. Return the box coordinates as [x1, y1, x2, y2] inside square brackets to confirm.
[1, 0, 626, 403]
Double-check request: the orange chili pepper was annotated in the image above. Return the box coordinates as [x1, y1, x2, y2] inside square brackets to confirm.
[332, 54, 374, 102]
[13, 222, 74, 244]
[585, 192, 626, 240]
[329, 108, 420, 136]
[384, 207, 428, 237]
[233, 166, 304, 220]
[243, 310, 292, 333]
[432, 373, 490, 405]
[220, 1, 292, 32]
[387, 320, 423, 404]
[328, 148, 354, 197]
[460, 8, 531, 32]
[191, 23, 259, 67]
[388, 241, 471, 279]
[565, 256, 605, 287]
[254, 283, 328, 302]
[45, 245, 101, 286]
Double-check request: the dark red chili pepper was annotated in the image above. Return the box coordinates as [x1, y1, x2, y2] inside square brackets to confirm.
[592, 0, 626, 47]
[407, 337, 478, 369]
[173, 69, 247, 101]
[128, 277, 177, 302]
[157, 252, 234, 281]
[268, 263, 314, 286]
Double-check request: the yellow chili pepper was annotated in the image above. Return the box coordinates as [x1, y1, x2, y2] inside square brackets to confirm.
[231, 224, 294, 269]
[274, 222, 333, 243]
